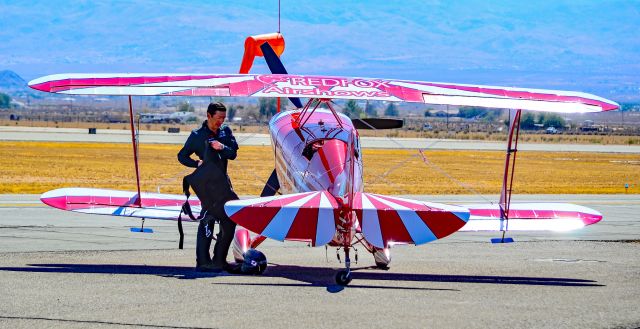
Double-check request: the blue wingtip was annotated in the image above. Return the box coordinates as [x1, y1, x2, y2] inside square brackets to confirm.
[130, 228, 154, 233]
[454, 211, 471, 222]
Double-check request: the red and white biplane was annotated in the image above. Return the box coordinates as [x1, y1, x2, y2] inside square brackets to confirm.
[29, 33, 616, 285]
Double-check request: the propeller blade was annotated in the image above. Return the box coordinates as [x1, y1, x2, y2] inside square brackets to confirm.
[259, 42, 303, 109]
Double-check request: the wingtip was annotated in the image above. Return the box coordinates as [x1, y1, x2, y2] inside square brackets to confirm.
[40, 188, 67, 210]
[28, 74, 64, 93]
[604, 101, 620, 112]
[27, 80, 47, 92]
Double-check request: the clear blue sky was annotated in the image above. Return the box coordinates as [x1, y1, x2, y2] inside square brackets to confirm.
[1, 0, 638, 99]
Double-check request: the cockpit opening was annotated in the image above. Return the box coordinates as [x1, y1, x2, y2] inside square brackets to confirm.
[302, 139, 325, 160]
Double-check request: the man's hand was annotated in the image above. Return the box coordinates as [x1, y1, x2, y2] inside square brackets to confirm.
[210, 140, 224, 151]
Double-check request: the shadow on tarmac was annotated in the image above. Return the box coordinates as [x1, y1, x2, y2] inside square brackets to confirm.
[0, 263, 603, 293]
[0, 315, 211, 329]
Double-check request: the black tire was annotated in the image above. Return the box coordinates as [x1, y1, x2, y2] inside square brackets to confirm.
[256, 263, 267, 275]
[335, 270, 352, 286]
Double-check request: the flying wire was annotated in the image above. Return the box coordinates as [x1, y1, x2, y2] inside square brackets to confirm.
[154, 129, 264, 193]
[341, 102, 492, 200]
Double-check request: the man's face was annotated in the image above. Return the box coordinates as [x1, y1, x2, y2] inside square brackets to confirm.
[207, 111, 226, 131]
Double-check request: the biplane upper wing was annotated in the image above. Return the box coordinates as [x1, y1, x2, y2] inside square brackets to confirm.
[29, 73, 619, 113]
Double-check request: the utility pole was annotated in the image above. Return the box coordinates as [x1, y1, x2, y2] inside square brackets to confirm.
[446, 104, 449, 131]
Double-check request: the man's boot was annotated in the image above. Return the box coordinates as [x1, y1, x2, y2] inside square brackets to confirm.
[212, 215, 237, 271]
[195, 215, 219, 272]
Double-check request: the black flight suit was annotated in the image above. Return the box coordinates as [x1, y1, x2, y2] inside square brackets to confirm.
[177, 121, 239, 268]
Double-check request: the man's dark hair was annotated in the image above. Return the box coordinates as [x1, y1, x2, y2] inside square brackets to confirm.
[207, 102, 227, 116]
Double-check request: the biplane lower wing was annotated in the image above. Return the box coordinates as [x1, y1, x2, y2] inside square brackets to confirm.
[461, 203, 603, 231]
[41, 188, 201, 220]
[28, 73, 619, 113]
[352, 193, 470, 248]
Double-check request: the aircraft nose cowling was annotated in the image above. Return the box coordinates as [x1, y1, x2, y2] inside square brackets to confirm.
[307, 139, 348, 193]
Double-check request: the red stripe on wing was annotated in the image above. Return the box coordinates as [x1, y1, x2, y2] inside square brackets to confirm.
[364, 194, 413, 244]
[284, 193, 321, 244]
[43, 195, 199, 210]
[228, 193, 313, 235]
[372, 194, 466, 239]
[417, 212, 468, 239]
[31, 75, 238, 93]
[230, 79, 272, 96]
[469, 207, 602, 226]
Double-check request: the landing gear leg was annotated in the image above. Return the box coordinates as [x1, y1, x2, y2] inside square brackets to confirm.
[335, 246, 352, 286]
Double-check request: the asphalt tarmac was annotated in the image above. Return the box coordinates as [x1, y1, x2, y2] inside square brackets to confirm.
[2, 126, 640, 153]
[1, 194, 639, 328]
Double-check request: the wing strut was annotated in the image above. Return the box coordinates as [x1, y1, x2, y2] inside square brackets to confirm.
[128, 95, 142, 207]
[295, 98, 344, 129]
[495, 109, 522, 243]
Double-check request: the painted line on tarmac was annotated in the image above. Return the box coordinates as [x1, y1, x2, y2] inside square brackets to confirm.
[0, 203, 44, 207]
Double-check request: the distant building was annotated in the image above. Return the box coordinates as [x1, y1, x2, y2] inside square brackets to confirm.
[10, 100, 25, 108]
[139, 112, 197, 124]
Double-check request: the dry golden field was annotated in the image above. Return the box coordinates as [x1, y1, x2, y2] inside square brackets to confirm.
[1, 141, 638, 195]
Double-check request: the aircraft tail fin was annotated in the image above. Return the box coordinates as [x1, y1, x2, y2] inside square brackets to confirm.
[239, 33, 285, 74]
[224, 191, 338, 246]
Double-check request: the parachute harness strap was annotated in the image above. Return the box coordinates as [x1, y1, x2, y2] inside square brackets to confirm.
[177, 205, 185, 250]
[178, 175, 200, 249]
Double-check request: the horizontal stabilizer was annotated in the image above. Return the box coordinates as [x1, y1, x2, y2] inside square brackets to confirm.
[352, 193, 469, 248]
[224, 191, 339, 246]
[461, 203, 603, 232]
[352, 118, 404, 130]
[41, 188, 201, 220]
[29, 73, 618, 113]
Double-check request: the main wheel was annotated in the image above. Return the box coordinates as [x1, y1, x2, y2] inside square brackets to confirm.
[255, 261, 267, 275]
[335, 270, 352, 286]
[242, 248, 268, 275]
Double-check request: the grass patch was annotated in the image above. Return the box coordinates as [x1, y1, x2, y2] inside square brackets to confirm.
[0, 141, 638, 195]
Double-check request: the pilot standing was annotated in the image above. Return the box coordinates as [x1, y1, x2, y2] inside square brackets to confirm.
[177, 102, 239, 272]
